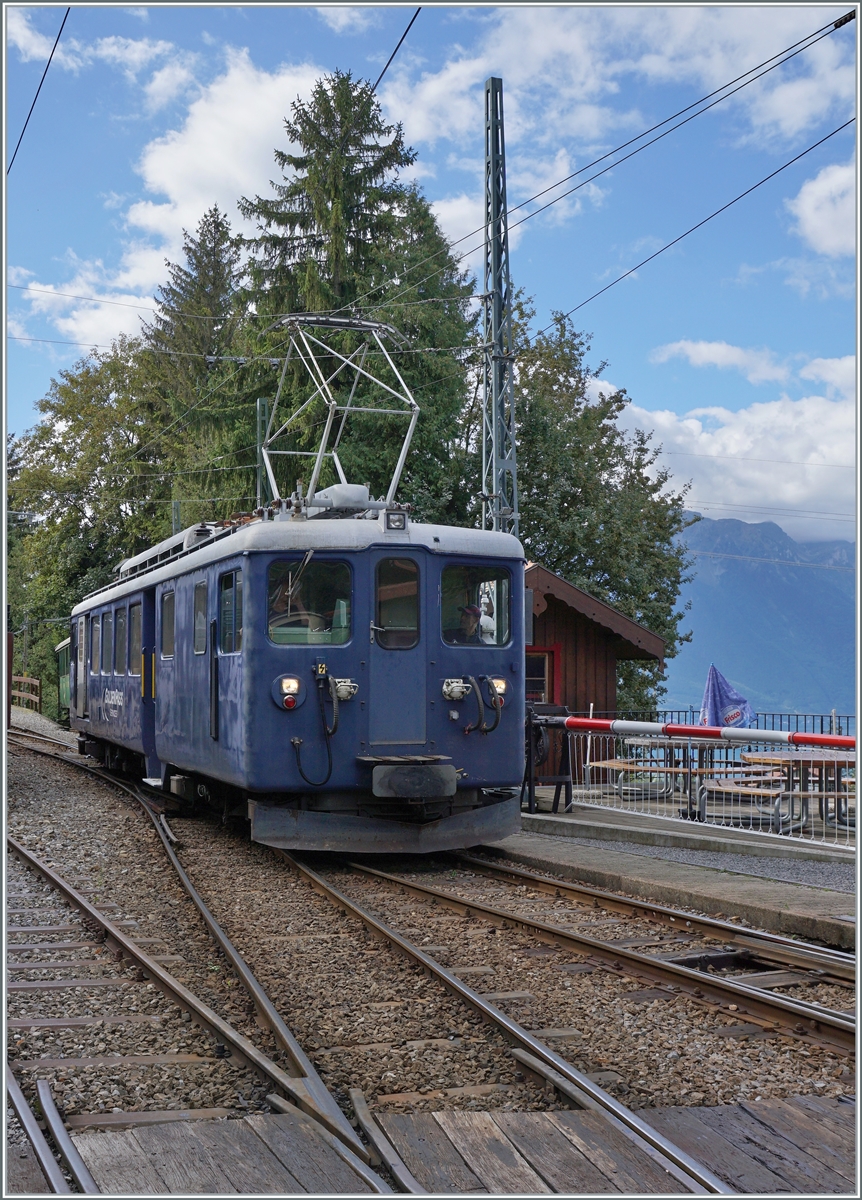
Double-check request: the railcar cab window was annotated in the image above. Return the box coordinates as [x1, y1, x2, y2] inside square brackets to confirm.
[161, 591, 175, 658]
[128, 604, 142, 676]
[268, 561, 350, 645]
[442, 566, 511, 646]
[376, 558, 419, 649]
[90, 617, 100, 674]
[219, 571, 243, 653]
[193, 582, 207, 654]
[114, 608, 127, 675]
[101, 612, 113, 673]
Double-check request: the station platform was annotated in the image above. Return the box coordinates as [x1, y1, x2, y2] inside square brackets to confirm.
[486, 811, 856, 951]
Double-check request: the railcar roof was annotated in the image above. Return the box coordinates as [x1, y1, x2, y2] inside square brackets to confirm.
[72, 515, 524, 614]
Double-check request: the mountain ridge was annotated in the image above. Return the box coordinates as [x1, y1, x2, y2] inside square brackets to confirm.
[662, 516, 856, 714]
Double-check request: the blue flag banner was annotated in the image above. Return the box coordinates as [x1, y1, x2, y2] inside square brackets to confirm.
[699, 664, 755, 728]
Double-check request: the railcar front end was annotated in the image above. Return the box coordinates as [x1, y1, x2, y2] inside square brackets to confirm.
[67, 511, 525, 853]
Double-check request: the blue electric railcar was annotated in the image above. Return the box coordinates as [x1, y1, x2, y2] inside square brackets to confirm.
[68, 500, 525, 852]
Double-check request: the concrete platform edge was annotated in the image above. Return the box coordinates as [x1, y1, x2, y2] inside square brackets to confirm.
[482, 838, 856, 951]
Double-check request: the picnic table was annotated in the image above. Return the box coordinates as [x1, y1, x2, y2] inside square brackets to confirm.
[742, 750, 856, 832]
[591, 737, 724, 813]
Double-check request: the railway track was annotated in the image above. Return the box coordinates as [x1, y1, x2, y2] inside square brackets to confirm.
[6, 735, 389, 1194]
[330, 855, 855, 1054]
[8, 730, 855, 1193]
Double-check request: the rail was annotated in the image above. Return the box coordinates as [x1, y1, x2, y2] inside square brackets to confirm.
[4, 752, 371, 1167]
[343, 860, 854, 1053]
[283, 851, 733, 1194]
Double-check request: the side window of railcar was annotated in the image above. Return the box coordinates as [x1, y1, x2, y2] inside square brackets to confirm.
[101, 611, 113, 674]
[441, 566, 511, 647]
[193, 582, 207, 654]
[128, 604, 142, 675]
[161, 591, 175, 658]
[114, 608, 127, 675]
[268, 561, 351, 645]
[375, 558, 419, 649]
[90, 616, 101, 674]
[219, 571, 242, 654]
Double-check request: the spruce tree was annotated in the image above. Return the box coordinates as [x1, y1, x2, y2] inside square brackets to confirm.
[239, 70, 415, 314]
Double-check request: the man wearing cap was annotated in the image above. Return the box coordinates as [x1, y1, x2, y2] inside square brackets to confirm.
[449, 604, 483, 644]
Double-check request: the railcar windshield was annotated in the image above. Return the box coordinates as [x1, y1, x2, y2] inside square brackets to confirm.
[441, 565, 511, 646]
[268, 560, 351, 645]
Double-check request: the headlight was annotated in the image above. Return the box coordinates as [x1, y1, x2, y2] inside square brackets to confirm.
[489, 677, 507, 695]
[280, 677, 300, 695]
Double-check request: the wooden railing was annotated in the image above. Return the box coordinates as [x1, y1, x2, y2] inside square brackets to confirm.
[11, 676, 41, 713]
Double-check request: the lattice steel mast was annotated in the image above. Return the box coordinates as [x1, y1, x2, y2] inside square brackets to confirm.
[481, 77, 519, 536]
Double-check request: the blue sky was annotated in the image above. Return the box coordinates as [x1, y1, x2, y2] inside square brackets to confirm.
[5, 3, 857, 541]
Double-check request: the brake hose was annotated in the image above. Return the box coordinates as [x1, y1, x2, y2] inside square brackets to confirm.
[291, 675, 338, 787]
[481, 678, 502, 733]
[464, 676, 484, 734]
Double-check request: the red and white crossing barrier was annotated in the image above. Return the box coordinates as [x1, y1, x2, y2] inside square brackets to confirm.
[550, 716, 855, 751]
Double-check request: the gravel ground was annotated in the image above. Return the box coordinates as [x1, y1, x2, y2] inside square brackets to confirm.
[9, 707, 77, 746]
[171, 819, 557, 1117]
[323, 861, 855, 1111]
[530, 831, 857, 893]
[6, 748, 275, 1121]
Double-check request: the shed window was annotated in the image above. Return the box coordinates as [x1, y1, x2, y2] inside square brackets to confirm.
[442, 566, 510, 646]
[219, 570, 242, 653]
[268, 560, 350, 645]
[101, 612, 113, 674]
[526, 653, 550, 704]
[193, 582, 208, 654]
[91, 618, 100, 674]
[375, 558, 418, 649]
[128, 604, 142, 675]
[114, 608, 127, 675]
[161, 591, 175, 658]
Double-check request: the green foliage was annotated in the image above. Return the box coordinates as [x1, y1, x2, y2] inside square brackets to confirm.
[238, 69, 415, 313]
[7, 71, 692, 716]
[512, 300, 694, 709]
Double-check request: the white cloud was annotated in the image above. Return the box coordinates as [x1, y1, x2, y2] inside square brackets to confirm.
[7, 7, 85, 70]
[786, 159, 856, 258]
[799, 354, 856, 400]
[315, 7, 378, 35]
[620, 385, 856, 541]
[125, 49, 320, 256]
[651, 340, 789, 385]
[144, 61, 197, 111]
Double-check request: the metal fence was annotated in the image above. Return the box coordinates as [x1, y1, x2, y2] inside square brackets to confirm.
[526, 716, 855, 849]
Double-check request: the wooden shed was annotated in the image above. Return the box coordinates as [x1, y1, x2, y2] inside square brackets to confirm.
[525, 563, 665, 714]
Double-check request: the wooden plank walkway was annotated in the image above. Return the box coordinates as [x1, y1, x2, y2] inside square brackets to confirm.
[63, 1095, 855, 1194]
[71, 1109, 382, 1194]
[380, 1096, 856, 1195]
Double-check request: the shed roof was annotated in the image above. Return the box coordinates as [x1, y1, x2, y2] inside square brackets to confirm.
[525, 563, 665, 665]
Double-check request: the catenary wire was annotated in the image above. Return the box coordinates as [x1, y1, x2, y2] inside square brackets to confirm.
[7, 7, 70, 175]
[373, 8, 421, 92]
[536, 118, 855, 335]
[11, 11, 850, 326]
[665, 451, 855, 468]
[690, 550, 855, 572]
[323, 11, 859, 321]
